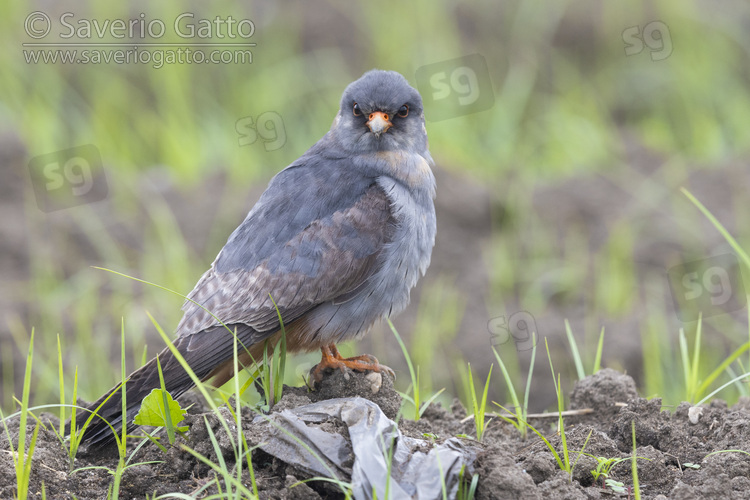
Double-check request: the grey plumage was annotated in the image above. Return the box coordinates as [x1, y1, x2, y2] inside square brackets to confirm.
[73, 70, 436, 447]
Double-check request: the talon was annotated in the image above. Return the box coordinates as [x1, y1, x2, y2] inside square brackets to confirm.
[310, 344, 395, 386]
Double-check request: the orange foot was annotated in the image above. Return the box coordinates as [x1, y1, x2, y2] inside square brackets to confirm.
[310, 344, 395, 385]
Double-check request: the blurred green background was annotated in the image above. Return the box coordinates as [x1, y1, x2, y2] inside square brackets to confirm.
[2, 0, 750, 416]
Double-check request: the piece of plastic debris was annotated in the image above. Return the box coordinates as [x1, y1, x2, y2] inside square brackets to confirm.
[254, 397, 479, 500]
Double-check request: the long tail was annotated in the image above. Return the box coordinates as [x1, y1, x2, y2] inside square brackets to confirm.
[70, 324, 264, 448]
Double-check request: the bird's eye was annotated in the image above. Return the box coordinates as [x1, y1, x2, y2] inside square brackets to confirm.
[353, 103, 362, 116]
[397, 104, 409, 117]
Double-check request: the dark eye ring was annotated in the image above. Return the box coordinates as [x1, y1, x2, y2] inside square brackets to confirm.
[353, 103, 362, 116]
[397, 104, 409, 117]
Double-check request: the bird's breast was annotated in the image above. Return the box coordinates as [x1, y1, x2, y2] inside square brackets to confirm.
[287, 151, 437, 347]
[376, 169, 436, 286]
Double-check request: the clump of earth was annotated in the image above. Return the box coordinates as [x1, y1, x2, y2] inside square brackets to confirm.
[2, 368, 750, 499]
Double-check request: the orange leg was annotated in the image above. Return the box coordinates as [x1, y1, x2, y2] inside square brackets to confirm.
[310, 344, 395, 384]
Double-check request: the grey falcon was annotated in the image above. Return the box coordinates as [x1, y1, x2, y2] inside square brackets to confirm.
[73, 69, 437, 448]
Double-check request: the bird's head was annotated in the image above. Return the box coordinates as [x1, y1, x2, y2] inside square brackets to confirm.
[329, 70, 428, 155]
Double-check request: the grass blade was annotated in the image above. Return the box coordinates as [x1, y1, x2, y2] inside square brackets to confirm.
[690, 314, 703, 401]
[696, 370, 750, 406]
[678, 328, 691, 401]
[681, 188, 750, 269]
[632, 421, 641, 500]
[592, 327, 605, 374]
[564, 320, 585, 380]
[694, 342, 750, 402]
[57, 334, 65, 437]
[388, 319, 420, 420]
[492, 348, 521, 417]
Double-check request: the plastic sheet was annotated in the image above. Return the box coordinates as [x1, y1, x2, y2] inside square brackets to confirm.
[254, 396, 478, 499]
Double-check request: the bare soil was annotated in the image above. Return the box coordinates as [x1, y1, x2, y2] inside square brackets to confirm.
[3, 368, 750, 499]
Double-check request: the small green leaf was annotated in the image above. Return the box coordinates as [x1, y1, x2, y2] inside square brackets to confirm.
[605, 479, 627, 493]
[134, 388, 187, 429]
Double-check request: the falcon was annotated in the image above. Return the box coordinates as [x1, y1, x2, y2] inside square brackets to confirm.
[75, 70, 437, 447]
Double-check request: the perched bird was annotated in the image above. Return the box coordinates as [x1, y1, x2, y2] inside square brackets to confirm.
[73, 70, 437, 447]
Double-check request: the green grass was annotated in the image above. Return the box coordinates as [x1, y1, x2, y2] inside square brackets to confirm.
[389, 319, 446, 420]
[467, 363, 493, 442]
[457, 465, 479, 500]
[586, 453, 650, 489]
[632, 422, 641, 500]
[564, 320, 605, 381]
[0, 329, 39, 500]
[492, 343, 536, 439]
[494, 339, 593, 481]
[69, 322, 164, 500]
[250, 296, 289, 411]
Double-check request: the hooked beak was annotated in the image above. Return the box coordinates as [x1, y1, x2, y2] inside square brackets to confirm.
[366, 111, 392, 137]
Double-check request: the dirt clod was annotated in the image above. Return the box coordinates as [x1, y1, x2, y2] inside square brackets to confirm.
[570, 368, 638, 420]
